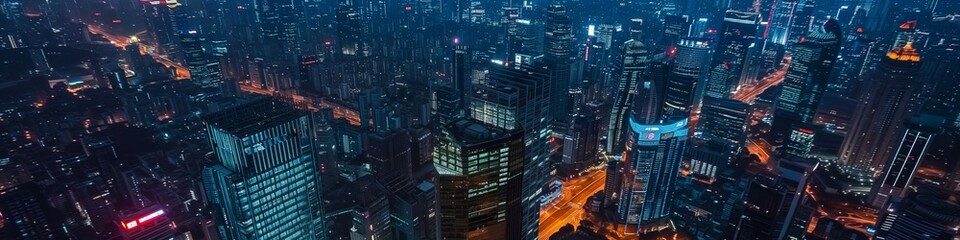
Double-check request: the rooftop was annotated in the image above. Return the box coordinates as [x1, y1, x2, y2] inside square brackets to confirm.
[445, 118, 520, 145]
[203, 98, 308, 137]
[886, 43, 921, 62]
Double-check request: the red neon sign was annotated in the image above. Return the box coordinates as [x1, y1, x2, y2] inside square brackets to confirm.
[121, 209, 165, 230]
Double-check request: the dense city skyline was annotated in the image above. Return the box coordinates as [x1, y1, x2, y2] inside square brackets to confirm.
[1, 0, 959, 239]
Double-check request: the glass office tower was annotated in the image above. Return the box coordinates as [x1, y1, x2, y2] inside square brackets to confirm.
[434, 118, 525, 240]
[202, 99, 326, 240]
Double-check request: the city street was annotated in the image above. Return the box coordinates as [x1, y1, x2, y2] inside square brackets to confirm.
[732, 55, 792, 103]
[539, 168, 606, 239]
[87, 25, 192, 79]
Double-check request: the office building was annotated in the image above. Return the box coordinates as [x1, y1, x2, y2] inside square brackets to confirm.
[662, 15, 691, 48]
[688, 139, 739, 179]
[365, 130, 414, 182]
[560, 110, 602, 176]
[663, 38, 710, 116]
[470, 84, 519, 130]
[705, 10, 759, 99]
[434, 84, 464, 127]
[482, 64, 551, 239]
[732, 158, 818, 240]
[783, 125, 817, 158]
[434, 118, 525, 239]
[387, 180, 439, 240]
[869, 115, 945, 208]
[337, 7, 365, 56]
[180, 31, 223, 88]
[545, 3, 575, 123]
[699, 97, 749, 149]
[772, 20, 842, 146]
[453, 45, 470, 110]
[874, 188, 960, 240]
[617, 114, 688, 231]
[255, 0, 302, 61]
[840, 43, 922, 179]
[202, 99, 326, 240]
[0, 182, 66, 239]
[829, 31, 876, 97]
[765, 0, 812, 46]
[606, 39, 649, 155]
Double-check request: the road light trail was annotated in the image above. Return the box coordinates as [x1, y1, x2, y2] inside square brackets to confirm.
[539, 168, 606, 239]
[732, 55, 792, 104]
[87, 25, 191, 79]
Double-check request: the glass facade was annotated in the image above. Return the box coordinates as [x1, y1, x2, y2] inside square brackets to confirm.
[202, 99, 326, 240]
[434, 118, 525, 239]
[618, 116, 688, 232]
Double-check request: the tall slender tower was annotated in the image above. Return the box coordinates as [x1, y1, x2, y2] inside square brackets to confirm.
[544, 3, 574, 123]
[606, 39, 649, 155]
[615, 78, 688, 232]
[482, 64, 551, 239]
[840, 43, 923, 179]
[202, 99, 326, 240]
[771, 20, 842, 147]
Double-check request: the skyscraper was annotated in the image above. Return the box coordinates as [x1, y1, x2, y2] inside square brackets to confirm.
[698, 97, 749, 152]
[617, 115, 688, 231]
[471, 84, 519, 131]
[840, 43, 922, 179]
[606, 39, 648, 155]
[255, 0, 302, 61]
[545, 3, 575, 123]
[705, 10, 759, 99]
[453, 45, 470, 110]
[869, 115, 945, 208]
[663, 37, 710, 116]
[434, 118, 525, 239]
[202, 99, 326, 240]
[765, 0, 813, 46]
[732, 158, 818, 240]
[434, 84, 464, 127]
[873, 187, 960, 240]
[481, 64, 551, 239]
[615, 74, 685, 230]
[661, 15, 692, 48]
[180, 31, 223, 88]
[771, 20, 842, 146]
[561, 108, 602, 174]
[336, 7, 365, 56]
[829, 30, 876, 97]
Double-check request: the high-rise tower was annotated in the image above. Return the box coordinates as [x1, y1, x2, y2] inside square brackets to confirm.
[480, 64, 552, 239]
[663, 37, 711, 116]
[840, 43, 922, 179]
[202, 99, 326, 240]
[544, 3, 575, 123]
[771, 20, 842, 147]
[705, 11, 760, 99]
[434, 118, 525, 239]
[868, 115, 945, 208]
[606, 39, 649, 155]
